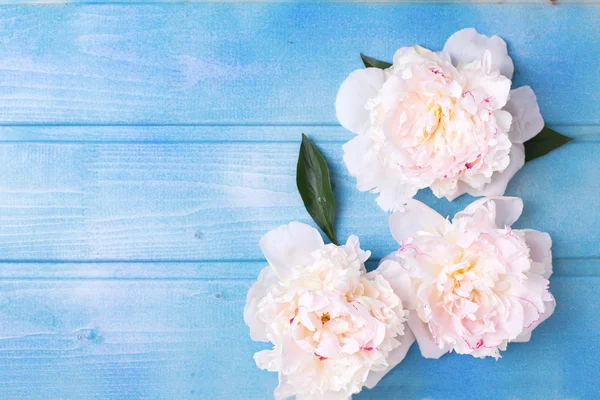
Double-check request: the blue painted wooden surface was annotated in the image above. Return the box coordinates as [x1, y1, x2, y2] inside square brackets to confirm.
[0, 4, 598, 400]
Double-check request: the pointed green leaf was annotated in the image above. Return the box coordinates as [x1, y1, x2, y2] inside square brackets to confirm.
[524, 126, 573, 162]
[296, 134, 338, 245]
[360, 53, 392, 70]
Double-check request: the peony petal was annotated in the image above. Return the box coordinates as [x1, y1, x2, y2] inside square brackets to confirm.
[297, 391, 351, 400]
[375, 182, 419, 213]
[504, 86, 545, 144]
[274, 375, 296, 400]
[513, 297, 556, 343]
[254, 349, 280, 372]
[443, 28, 514, 79]
[407, 312, 450, 359]
[260, 222, 324, 280]
[343, 135, 420, 213]
[244, 265, 279, 342]
[343, 134, 388, 195]
[344, 235, 371, 264]
[522, 229, 553, 279]
[377, 258, 415, 309]
[364, 327, 415, 389]
[461, 60, 512, 109]
[393, 45, 437, 72]
[467, 143, 525, 198]
[336, 68, 387, 134]
[389, 199, 445, 244]
[445, 181, 470, 202]
[456, 196, 524, 228]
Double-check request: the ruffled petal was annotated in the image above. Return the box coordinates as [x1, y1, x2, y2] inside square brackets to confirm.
[392, 45, 450, 74]
[274, 374, 296, 400]
[343, 135, 419, 212]
[244, 265, 279, 342]
[504, 86, 545, 144]
[460, 54, 512, 109]
[444, 181, 470, 202]
[467, 143, 525, 198]
[297, 391, 351, 400]
[523, 229, 553, 279]
[260, 222, 324, 280]
[407, 312, 450, 359]
[377, 258, 416, 309]
[336, 68, 387, 134]
[343, 134, 381, 191]
[513, 296, 556, 343]
[364, 326, 415, 389]
[343, 235, 371, 264]
[375, 183, 419, 213]
[443, 28, 514, 79]
[254, 349, 280, 372]
[389, 199, 445, 244]
[456, 196, 524, 228]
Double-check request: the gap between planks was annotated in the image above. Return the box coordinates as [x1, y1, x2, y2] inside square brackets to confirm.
[2, 1, 600, 4]
[0, 124, 597, 143]
[0, 258, 595, 281]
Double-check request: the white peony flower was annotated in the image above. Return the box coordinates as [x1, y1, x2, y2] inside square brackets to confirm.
[244, 222, 414, 399]
[379, 197, 555, 359]
[336, 28, 545, 211]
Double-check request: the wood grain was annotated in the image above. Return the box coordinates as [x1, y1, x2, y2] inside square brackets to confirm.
[0, 140, 597, 261]
[0, 5, 598, 124]
[1, 3, 599, 399]
[0, 258, 595, 280]
[0, 273, 596, 399]
[0, 124, 596, 142]
[3, 0, 600, 4]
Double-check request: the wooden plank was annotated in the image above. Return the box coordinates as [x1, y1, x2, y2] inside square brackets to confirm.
[0, 124, 596, 142]
[0, 258, 593, 279]
[0, 5, 598, 125]
[0, 274, 595, 399]
[0, 141, 597, 261]
[3, 0, 600, 4]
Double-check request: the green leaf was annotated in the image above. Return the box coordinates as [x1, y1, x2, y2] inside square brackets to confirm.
[524, 126, 573, 162]
[296, 134, 338, 245]
[360, 53, 392, 69]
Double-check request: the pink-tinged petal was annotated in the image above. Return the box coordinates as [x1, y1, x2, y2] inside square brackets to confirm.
[315, 330, 344, 359]
[260, 222, 324, 280]
[407, 312, 450, 359]
[463, 61, 512, 109]
[520, 296, 544, 329]
[504, 86, 545, 144]
[389, 199, 445, 244]
[244, 265, 278, 342]
[467, 143, 525, 198]
[364, 327, 415, 389]
[513, 297, 556, 343]
[443, 28, 514, 79]
[522, 229, 553, 279]
[494, 109, 513, 134]
[456, 196, 523, 228]
[336, 68, 387, 134]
